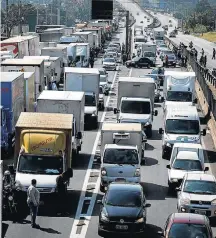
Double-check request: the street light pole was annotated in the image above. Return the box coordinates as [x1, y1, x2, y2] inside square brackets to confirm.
[6, 0, 9, 37]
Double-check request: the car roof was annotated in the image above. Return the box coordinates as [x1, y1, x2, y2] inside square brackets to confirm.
[171, 213, 206, 225]
[185, 172, 215, 182]
[176, 151, 199, 161]
[109, 182, 142, 192]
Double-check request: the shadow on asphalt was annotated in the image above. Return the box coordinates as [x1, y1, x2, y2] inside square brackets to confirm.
[2, 223, 9, 238]
[39, 227, 61, 234]
[145, 143, 155, 151]
[154, 104, 162, 108]
[149, 130, 162, 141]
[205, 150, 216, 163]
[143, 182, 168, 200]
[145, 157, 158, 166]
[73, 152, 91, 170]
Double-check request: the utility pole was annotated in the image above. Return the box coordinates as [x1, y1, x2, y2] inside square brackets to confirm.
[18, 0, 23, 35]
[125, 10, 129, 58]
[6, 0, 9, 37]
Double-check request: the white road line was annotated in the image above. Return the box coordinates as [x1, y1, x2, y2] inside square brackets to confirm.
[69, 67, 119, 238]
[129, 67, 132, 77]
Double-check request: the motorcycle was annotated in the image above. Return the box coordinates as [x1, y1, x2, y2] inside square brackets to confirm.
[3, 186, 18, 218]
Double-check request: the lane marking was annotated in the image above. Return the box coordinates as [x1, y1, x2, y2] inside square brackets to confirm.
[129, 67, 132, 77]
[69, 67, 119, 238]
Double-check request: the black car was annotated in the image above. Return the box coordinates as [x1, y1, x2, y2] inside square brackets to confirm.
[126, 57, 153, 68]
[97, 182, 151, 237]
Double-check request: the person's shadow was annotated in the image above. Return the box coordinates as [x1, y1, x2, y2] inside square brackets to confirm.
[39, 227, 61, 234]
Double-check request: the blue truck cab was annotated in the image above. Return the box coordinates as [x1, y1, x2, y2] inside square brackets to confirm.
[1, 72, 25, 155]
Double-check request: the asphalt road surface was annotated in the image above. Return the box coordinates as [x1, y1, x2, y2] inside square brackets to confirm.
[3, 1, 216, 238]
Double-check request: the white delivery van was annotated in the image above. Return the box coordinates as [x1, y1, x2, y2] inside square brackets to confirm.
[64, 67, 100, 129]
[100, 123, 146, 191]
[162, 71, 197, 108]
[114, 77, 157, 138]
[36, 90, 84, 156]
[1, 59, 45, 99]
[153, 28, 165, 41]
[159, 105, 206, 159]
[142, 42, 157, 65]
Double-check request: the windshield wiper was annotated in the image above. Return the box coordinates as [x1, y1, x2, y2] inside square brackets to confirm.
[173, 167, 183, 170]
[201, 191, 214, 194]
[20, 170, 38, 174]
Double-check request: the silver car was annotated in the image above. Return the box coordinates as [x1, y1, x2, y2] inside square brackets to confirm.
[100, 144, 141, 192]
[177, 173, 216, 218]
[102, 57, 117, 71]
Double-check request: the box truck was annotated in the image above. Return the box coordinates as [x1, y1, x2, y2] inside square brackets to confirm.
[24, 72, 35, 112]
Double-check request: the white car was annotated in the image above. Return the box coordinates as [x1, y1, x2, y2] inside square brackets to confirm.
[99, 68, 110, 95]
[103, 57, 117, 71]
[177, 173, 216, 218]
[166, 150, 209, 189]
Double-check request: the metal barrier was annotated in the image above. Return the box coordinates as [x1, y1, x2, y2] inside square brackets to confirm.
[165, 36, 216, 120]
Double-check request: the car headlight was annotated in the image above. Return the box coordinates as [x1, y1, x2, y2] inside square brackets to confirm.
[101, 168, 107, 176]
[51, 187, 56, 193]
[135, 217, 144, 223]
[170, 178, 178, 183]
[101, 209, 109, 222]
[212, 199, 216, 205]
[180, 198, 190, 205]
[8, 196, 13, 201]
[166, 142, 172, 147]
[134, 168, 140, 177]
[145, 122, 150, 126]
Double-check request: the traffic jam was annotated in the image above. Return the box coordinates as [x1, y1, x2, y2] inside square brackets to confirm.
[1, 3, 216, 238]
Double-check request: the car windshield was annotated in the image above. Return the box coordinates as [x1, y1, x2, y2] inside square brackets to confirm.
[168, 223, 209, 238]
[168, 55, 176, 59]
[104, 58, 115, 63]
[166, 119, 199, 135]
[103, 148, 139, 164]
[183, 180, 216, 194]
[163, 50, 173, 55]
[167, 91, 192, 102]
[85, 94, 96, 106]
[144, 52, 155, 57]
[18, 155, 63, 175]
[172, 159, 202, 171]
[121, 100, 151, 114]
[106, 190, 142, 207]
[135, 38, 146, 42]
[132, 56, 140, 61]
[159, 44, 166, 47]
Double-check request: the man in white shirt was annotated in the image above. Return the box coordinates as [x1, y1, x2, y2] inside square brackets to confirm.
[27, 179, 40, 228]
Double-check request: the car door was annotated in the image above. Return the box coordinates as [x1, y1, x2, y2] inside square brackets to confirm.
[138, 58, 145, 67]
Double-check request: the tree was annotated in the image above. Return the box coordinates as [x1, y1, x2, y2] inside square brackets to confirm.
[1, 3, 36, 37]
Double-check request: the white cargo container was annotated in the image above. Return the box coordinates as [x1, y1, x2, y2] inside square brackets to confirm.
[82, 28, 102, 47]
[73, 32, 94, 47]
[153, 28, 165, 40]
[39, 28, 64, 42]
[24, 72, 35, 112]
[75, 43, 90, 64]
[64, 67, 100, 129]
[1, 59, 45, 99]
[36, 90, 85, 154]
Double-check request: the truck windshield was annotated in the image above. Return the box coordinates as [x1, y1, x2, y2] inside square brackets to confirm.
[18, 155, 63, 175]
[167, 91, 192, 102]
[165, 119, 200, 135]
[103, 148, 139, 164]
[121, 100, 151, 114]
[85, 94, 96, 106]
[144, 52, 155, 57]
[135, 38, 145, 42]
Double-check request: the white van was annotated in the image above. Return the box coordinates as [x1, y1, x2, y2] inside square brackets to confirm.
[159, 105, 206, 159]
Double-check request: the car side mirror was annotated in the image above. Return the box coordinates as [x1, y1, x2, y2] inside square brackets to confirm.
[202, 129, 206, 136]
[97, 200, 102, 204]
[144, 203, 151, 208]
[154, 110, 158, 116]
[142, 138, 147, 143]
[175, 187, 181, 191]
[159, 128, 164, 134]
[161, 97, 164, 102]
[193, 98, 197, 104]
[204, 167, 209, 172]
[114, 108, 119, 114]
[76, 132, 82, 139]
[166, 165, 171, 169]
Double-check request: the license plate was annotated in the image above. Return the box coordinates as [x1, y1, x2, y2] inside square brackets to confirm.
[116, 225, 128, 230]
[115, 178, 126, 182]
[195, 210, 206, 215]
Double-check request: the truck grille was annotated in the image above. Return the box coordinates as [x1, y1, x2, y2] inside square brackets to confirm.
[37, 187, 53, 193]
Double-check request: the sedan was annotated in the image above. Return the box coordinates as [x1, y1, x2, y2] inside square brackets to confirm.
[159, 213, 214, 238]
[126, 57, 153, 68]
[97, 182, 151, 236]
[103, 57, 117, 71]
[163, 54, 177, 67]
[160, 49, 173, 60]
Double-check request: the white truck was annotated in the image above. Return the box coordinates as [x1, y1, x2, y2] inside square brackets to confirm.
[82, 28, 102, 47]
[100, 123, 146, 191]
[24, 72, 35, 112]
[142, 42, 157, 66]
[0, 35, 40, 58]
[1, 58, 45, 99]
[114, 77, 158, 138]
[75, 43, 90, 67]
[162, 71, 197, 109]
[36, 90, 84, 157]
[64, 67, 100, 129]
[159, 105, 206, 159]
[134, 25, 143, 35]
[153, 28, 165, 40]
[0, 51, 14, 62]
[73, 32, 94, 47]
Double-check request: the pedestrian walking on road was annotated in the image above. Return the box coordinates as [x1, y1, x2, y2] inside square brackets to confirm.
[89, 57, 94, 68]
[195, 50, 198, 61]
[27, 179, 40, 228]
[212, 48, 216, 60]
[201, 48, 204, 56]
[184, 55, 188, 67]
[204, 55, 207, 67]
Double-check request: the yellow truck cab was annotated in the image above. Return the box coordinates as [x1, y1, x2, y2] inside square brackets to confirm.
[14, 112, 73, 194]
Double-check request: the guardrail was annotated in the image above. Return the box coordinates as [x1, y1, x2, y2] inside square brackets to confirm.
[165, 35, 216, 120]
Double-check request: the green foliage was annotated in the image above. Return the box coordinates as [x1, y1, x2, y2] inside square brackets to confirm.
[193, 24, 208, 33]
[173, 12, 183, 19]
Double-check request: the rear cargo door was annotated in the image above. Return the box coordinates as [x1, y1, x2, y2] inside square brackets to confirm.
[65, 73, 83, 91]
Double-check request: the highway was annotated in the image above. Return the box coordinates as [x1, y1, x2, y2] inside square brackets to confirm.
[3, 1, 216, 238]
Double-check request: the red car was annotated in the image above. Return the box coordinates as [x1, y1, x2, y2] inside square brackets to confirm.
[159, 213, 214, 238]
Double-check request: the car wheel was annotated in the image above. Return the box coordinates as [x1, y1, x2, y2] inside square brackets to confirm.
[135, 64, 138, 68]
[173, 64, 176, 68]
[147, 64, 151, 69]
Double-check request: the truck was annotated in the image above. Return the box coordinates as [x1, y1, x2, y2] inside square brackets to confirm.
[36, 90, 84, 157]
[114, 77, 158, 138]
[72, 32, 94, 48]
[0, 51, 14, 62]
[100, 122, 146, 191]
[153, 28, 165, 40]
[1, 72, 25, 154]
[14, 112, 73, 195]
[24, 72, 35, 112]
[0, 35, 40, 58]
[1, 58, 45, 100]
[134, 25, 143, 35]
[39, 28, 65, 42]
[82, 28, 102, 48]
[64, 67, 100, 129]
[75, 43, 90, 67]
[162, 71, 197, 109]
[141, 42, 156, 65]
